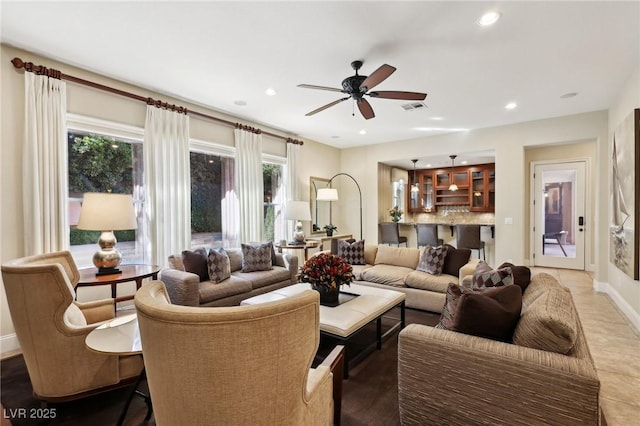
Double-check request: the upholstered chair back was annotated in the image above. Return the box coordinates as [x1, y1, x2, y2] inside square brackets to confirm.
[1, 251, 141, 401]
[135, 281, 334, 426]
[379, 222, 408, 247]
[415, 223, 443, 248]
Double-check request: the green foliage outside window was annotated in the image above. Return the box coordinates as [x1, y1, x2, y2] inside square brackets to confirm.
[68, 132, 137, 245]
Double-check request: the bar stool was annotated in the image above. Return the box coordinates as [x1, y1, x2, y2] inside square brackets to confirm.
[379, 222, 408, 247]
[455, 224, 485, 260]
[415, 224, 443, 248]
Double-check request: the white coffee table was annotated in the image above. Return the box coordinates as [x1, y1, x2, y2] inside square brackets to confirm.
[242, 282, 406, 377]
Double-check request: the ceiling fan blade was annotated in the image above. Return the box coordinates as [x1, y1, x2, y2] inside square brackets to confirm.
[305, 97, 350, 116]
[357, 98, 375, 120]
[369, 91, 427, 101]
[297, 84, 345, 93]
[359, 64, 396, 92]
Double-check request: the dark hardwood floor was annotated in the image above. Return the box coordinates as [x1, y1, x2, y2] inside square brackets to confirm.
[1, 307, 439, 426]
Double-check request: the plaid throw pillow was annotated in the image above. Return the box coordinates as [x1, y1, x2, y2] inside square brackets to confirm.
[207, 248, 231, 283]
[241, 242, 274, 272]
[436, 283, 464, 330]
[417, 245, 446, 275]
[337, 239, 365, 265]
[471, 261, 513, 289]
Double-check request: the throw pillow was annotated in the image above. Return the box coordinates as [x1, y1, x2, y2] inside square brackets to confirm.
[435, 283, 464, 330]
[452, 285, 523, 342]
[498, 262, 532, 292]
[337, 239, 365, 265]
[241, 242, 274, 272]
[442, 244, 472, 277]
[417, 245, 446, 275]
[182, 248, 209, 282]
[207, 248, 231, 283]
[471, 261, 513, 289]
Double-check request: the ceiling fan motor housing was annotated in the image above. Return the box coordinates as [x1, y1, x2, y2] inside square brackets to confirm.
[342, 75, 367, 98]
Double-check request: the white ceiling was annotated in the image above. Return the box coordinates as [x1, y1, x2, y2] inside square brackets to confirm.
[2, 1, 638, 153]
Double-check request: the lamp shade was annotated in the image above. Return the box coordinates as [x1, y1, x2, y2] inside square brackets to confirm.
[284, 201, 311, 221]
[316, 188, 339, 201]
[76, 193, 137, 231]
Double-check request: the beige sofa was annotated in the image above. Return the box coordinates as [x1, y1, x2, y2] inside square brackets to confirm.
[398, 272, 601, 425]
[159, 248, 298, 307]
[349, 245, 480, 313]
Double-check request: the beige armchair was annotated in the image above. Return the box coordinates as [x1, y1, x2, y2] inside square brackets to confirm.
[135, 280, 336, 426]
[1, 251, 143, 402]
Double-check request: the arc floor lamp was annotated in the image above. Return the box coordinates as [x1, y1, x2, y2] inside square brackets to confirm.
[316, 173, 363, 240]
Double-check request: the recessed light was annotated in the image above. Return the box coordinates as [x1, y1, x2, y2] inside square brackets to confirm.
[430, 116, 444, 121]
[461, 161, 468, 165]
[478, 11, 501, 26]
[505, 102, 517, 110]
[359, 129, 367, 135]
[560, 92, 578, 99]
[265, 88, 277, 96]
[426, 164, 432, 168]
[234, 100, 247, 106]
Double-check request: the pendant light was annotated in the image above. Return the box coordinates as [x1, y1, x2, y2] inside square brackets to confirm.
[448, 155, 458, 191]
[410, 159, 419, 193]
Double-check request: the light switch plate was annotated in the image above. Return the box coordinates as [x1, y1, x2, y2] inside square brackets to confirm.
[505, 217, 513, 225]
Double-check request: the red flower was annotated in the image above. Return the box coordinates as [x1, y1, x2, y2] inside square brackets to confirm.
[299, 252, 353, 289]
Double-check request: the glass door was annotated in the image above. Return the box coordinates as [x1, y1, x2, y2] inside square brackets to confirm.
[532, 161, 586, 269]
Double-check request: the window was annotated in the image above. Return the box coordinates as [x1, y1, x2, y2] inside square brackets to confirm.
[67, 130, 145, 267]
[190, 151, 237, 248]
[263, 162, 284, 242]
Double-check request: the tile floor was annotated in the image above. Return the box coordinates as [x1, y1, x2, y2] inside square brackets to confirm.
[531, 267, 640, 425]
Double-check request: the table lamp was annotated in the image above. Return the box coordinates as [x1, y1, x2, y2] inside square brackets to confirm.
[284, 201, 311, 245]
[76, 192, 137, 276]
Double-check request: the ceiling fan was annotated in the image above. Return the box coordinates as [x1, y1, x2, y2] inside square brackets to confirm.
[298, 60, 427, 120]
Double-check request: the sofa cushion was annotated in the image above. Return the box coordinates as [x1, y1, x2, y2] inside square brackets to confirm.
[241, 243, 273, 272]
[405, 270, 457, 292]
[350, 264, 372, 280]
[513, 281, 578, 354]
[360, 264, 413, 287]
[168, 254, 185, 271]
[232, 267, 291, 290]
[520, 272, 563, 310]
[417, 245, 446, 275]
[442, 244, 472, 277]
[498, 262, 532, 292]
[471, 262, 513, 289]
[452, 284, 523, 342]
[337, 239, 366, 265]
[199, 276, 253, 304]
[207, 248, 231, 283]
[226, 249, 244, 273]
[182, 248, 209, 282]
[374, 245, 420, 269]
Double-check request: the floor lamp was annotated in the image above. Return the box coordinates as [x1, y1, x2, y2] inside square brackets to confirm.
[316, 173, 363, 241]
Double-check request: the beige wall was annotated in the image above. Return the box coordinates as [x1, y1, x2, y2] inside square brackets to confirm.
[605, 65, 640, 328]
[0, 44, 340, 348]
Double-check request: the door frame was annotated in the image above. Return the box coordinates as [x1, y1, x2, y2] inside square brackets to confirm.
[529, 158, 591, 270]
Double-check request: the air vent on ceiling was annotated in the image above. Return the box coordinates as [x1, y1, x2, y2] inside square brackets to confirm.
[401, 102, 427, 111]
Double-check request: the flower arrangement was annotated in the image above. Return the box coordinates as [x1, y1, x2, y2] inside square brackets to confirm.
[300, 252, 353, 289]
[389, 205, 403, 222]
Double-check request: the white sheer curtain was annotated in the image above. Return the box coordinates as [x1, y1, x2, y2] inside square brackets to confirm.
[143, 106, 190, 266]
[234, 128, 263, 243]
[285, 142, 300, 239]
[221, 156, 240, 247]
[23, 73, 69, 255]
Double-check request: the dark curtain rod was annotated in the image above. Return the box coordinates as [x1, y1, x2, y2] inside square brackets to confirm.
[11, 57, 304, 145]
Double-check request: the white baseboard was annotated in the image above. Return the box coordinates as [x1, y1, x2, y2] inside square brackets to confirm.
[1, 333, 20, 357]
[593, 279, 640, 333]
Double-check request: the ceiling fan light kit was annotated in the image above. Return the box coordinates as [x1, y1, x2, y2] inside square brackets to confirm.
[298, 60, 427, 120]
